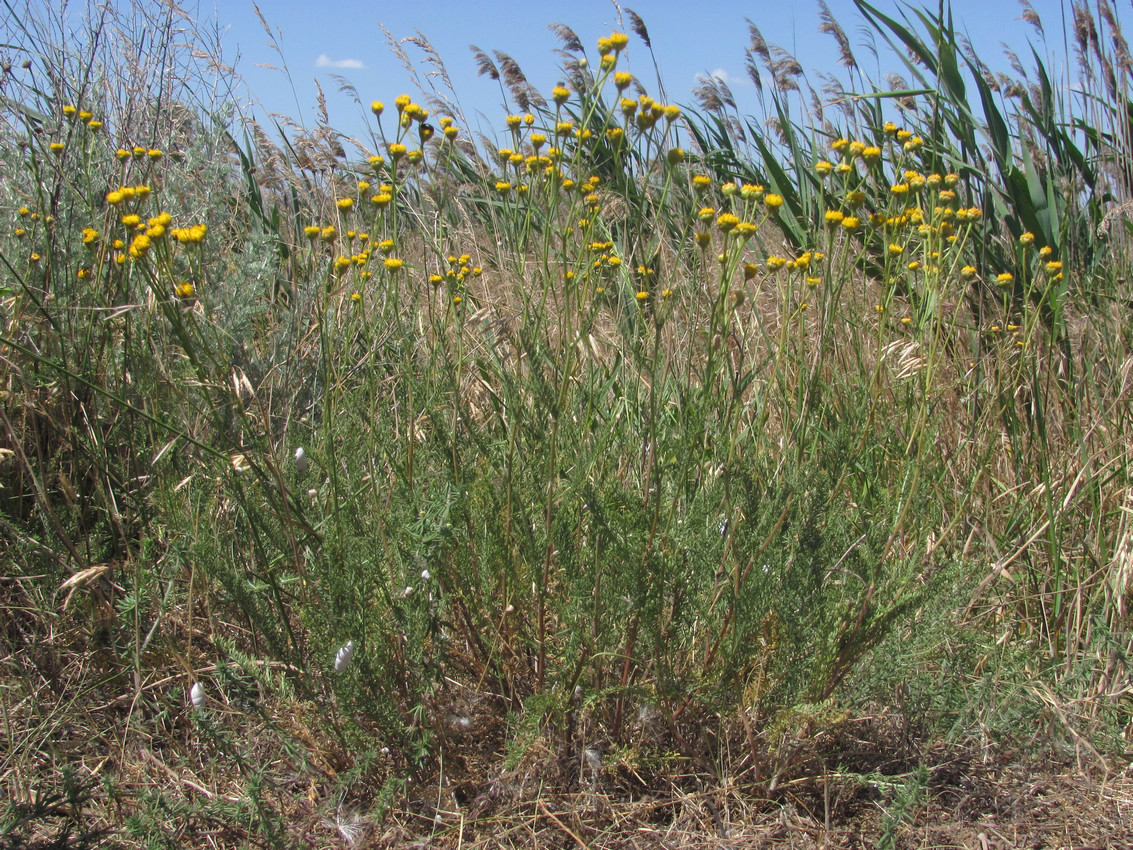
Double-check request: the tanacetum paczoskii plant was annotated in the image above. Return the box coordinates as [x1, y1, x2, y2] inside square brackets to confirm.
[2, 1, 1131, 842]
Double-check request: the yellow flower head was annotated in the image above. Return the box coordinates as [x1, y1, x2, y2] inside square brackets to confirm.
[764, 193, 784, 210]
[371, 101, 384, 116]
[996, 272, 1014, 285]
[716, 213, 740, 232]
[384, 257, 404, 270]
[552, 84, 570, 104]
[128, 234, 151, 257]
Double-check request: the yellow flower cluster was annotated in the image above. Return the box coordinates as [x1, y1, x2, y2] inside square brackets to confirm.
[171, 224, 207, 243]
[105, 185, 151, 205]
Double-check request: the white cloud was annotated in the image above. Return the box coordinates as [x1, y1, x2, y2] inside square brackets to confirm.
[315, 54, 365, 70]
[695, 68, 750, 87]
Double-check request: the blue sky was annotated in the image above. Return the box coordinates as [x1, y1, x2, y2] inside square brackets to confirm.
[205, 0, 1111, 145]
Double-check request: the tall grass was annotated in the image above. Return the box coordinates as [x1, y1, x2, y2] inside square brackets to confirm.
[2, 0, 1131, 843]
